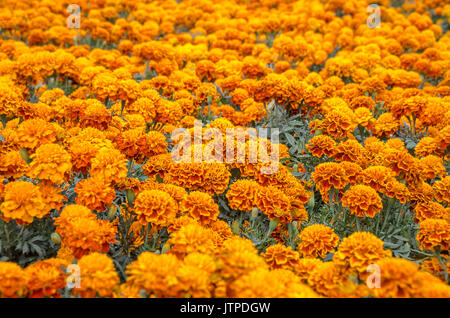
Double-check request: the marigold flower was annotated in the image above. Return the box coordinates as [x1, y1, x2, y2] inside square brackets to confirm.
[334, 232, 390, 275]
[38, 181, 66, 212]
[90, 147, 128, 185]
[226, 179, 261, 212]
[311, 162, 349, 194]
[297, 224, 340, 258]
[24, 258, 68, 298]
[417, 155, 446, 180]
[216, 236, 268, 281]
[414, 201, 446, 223]
[371, 258, 424, 298]
[433, 176, 450, 205]
[182, 191, 219, 225]
[256, 186, 291, 223]
[292, 258, 323, 282]
[342, 185, 383, 218]
[28, 143, 72, 184]
[142, 153, 172, 179]
[417, 218, 450, 252]
[0, 262, 28, 298]
[0, 150, 28, 179]
[125, 252, 181, 297]
[230, 268, 317, 298]
[16, 118, 58, 151]
[308, 261, 359, 298]
[72, 253, 120, 298]
[133, 190, 177, 226]
[264, 244, 300, 270]
[54, 205, 116, 259]
[75, 177, 116, 212]
[306, 135, 336, 158]
[0, 180, 48, 225]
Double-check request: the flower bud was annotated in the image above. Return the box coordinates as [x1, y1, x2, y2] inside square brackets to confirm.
[126, 189, 135, 206]
[19, 148, 31, 164]
[251, 207, 259, 219]
[108, 204, 118, 220]
[231, 220, 240, 235]
[51, 233, 61, 245]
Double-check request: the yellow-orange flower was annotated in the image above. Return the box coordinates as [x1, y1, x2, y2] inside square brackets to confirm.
[71, 253, 120, 298]
[226, 179, 261, 212]
[75, 177, 116, 212]
[333, 232, 391, 275]
[0, 180, 48, 225]
[297, 224, 340, 258]
[182, 191, 219, 225]
[133, 190, 177, 226]
[417, 218, 450, 252]
[28, 143, 72, 184]
[264, 244, 300, 270]
[341, 185, 383, 218]
[0, 262, 28, 298]
[90, 147, 128, 185]
[24, 258, 68, 298]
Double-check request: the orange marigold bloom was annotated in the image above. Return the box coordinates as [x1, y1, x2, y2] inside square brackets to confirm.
[182, 191, 219, 225]
[333, 139, 367, 166]
[0, 262, 28, 298]
[24, 258, 68, 298]
[292, 258, 323, 282]
[308, 261, 359, 298]
[414, 201, 446, 223]
[71, 253, 119, 298]
[53, 204, 96, 231]
[374, 113, 399, 138]
[28, 143, 72, 184]
[133, 190, 177, 226]
[168, 162, 230, 195]
[127, 97, 157, 123]
[38, 181, 66, 212]
[417, 218, 450, 252]
[319, 106, 357, 140]
[166, 223, 217, 258]
[342, 185, 383, 218]
[256, 186, 291, 222]
[297, 224, 340, 258]
[216, 236, 268, 282]
[226, 179, 261, 212]
[433, 176, 450, 205]
[57, 217, 117, 259]
[125, 252, 181, 297]
[230, 268, 317, 298]
[415, 137, 441, 157]
[264, 244, 300, 270]
[54, 205, 116, 259]
[340, 161, 363, 184]
[371, 258, 427, 298]
[381, 147, 415, 175]
[75, 177, 116, 212]
[359, 166, 396, 193]
[333, 232, 390, 275]
[142, 153, 172, 179]
[306, 135, 336, 158]
[16, 118, 58, 151]
[311, 162, 349, 194]
[0, 150, 28, 179]
[383, 180, 410, 204]
[0, 180, 48, 225]
[90, 147, 128, 185]
[417, 155, 446, 180]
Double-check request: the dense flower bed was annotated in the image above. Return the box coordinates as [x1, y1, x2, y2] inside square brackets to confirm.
[0, 0, 449, 298]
